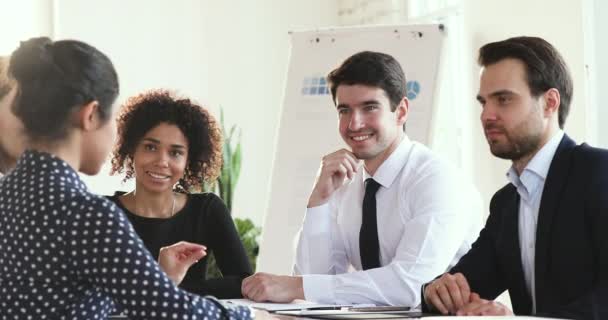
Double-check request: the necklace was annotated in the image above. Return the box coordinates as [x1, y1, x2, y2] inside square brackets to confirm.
[127, 191, 176, 218]
[169, 193, 176, 217]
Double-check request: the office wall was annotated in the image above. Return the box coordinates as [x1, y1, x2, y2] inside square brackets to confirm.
[594, 0, 608, 148]
[0, 0, 53, 54]
[52, 0, 339, 225]
[201, 2, 339, 224]
[53, 0, 212, 198]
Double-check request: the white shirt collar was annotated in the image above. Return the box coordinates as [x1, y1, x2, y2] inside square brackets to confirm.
[507, 130, 564, 197]
[363, 135, 413, 189]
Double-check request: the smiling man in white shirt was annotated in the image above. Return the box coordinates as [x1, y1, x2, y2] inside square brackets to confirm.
[241, 51, 482, 307]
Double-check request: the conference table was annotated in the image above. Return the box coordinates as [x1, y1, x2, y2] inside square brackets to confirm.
[110, 312, 428, 320]
[109, 311, 566, 319]
[107, 298, 566, 320]
[107, 310, 430, 319]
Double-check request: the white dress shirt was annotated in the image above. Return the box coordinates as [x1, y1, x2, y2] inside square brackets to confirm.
[293, 136, 483, 306]
[506, 130, 564, 314]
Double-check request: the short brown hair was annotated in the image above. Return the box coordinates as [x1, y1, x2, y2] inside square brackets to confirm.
[327, 51, 406, 111]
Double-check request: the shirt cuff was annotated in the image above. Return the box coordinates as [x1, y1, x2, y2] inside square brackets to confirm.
[420, 282, 437, 313]
[303, 204, 332, 235]
[302, 274, 335, 303]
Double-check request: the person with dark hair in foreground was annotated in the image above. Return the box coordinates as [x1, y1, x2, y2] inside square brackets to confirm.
[241, 51, 482, 307]
[0, 37, 253, 319]
[108, 89, 252, 299]
[422, 36, 608, 319]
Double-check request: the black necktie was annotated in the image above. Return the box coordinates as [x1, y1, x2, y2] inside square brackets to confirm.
[360, 178, 382, 270]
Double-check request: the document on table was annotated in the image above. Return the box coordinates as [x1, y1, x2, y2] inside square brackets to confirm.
[220, 299, 374, 312]
[276, 309, 423, 319]
[275, 312, 567, 320]
[423, 317, 569, 320]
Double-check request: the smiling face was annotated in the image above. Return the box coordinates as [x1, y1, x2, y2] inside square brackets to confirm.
[336, 84, 407, 166]
[477, 58, 549, 161]
[132, 122, 189, 193]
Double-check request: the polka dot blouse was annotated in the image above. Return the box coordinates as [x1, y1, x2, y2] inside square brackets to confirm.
[0, 150, 253, 320]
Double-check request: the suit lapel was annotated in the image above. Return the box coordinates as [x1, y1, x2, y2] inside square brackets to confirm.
[534, 134, 577, 307]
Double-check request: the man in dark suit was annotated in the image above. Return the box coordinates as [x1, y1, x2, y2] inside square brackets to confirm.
[422, 36, 608, 318]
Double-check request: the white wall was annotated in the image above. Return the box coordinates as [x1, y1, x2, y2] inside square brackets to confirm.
[52, 0, 339, 226]
[201, 2, 339, 224]
[594, 0, 608, 148]
[53, 0, 212, 197]
[0, 0, 53, 54]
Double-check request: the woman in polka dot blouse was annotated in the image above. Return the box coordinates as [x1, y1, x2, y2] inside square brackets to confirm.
[0, 37, 254, 319]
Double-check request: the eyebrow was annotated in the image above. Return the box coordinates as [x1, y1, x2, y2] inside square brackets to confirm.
[489, 90, 515, 97]
[476, 90, 515, 102]
[142, 138, 160, 144]
[336, 99, 381, 109]
[142, 137, 186, 149]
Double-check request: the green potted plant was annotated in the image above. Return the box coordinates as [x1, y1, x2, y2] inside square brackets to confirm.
[203, 109, 261, 277]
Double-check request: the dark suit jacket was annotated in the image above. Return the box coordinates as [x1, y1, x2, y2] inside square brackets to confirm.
[422, 134, 608, 319]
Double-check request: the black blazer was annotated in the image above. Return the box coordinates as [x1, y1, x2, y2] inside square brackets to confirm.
[423, 134, 608, 319]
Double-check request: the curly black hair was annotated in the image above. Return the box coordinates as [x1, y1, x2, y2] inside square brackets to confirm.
[111, 89, 222, 191]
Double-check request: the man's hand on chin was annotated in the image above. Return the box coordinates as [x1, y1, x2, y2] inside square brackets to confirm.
[241, 272, 305, 303]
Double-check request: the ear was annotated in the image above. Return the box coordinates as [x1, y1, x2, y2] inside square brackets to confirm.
[75, 101, 101, 131]
[542, 88, 560, 118]
[395, 97, 409, 126]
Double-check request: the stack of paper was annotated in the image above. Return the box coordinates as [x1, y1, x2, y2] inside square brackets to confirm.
[220, 299, 373, 312]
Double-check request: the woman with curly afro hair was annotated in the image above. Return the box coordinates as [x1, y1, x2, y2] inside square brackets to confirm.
[108, 89, 252, 298]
